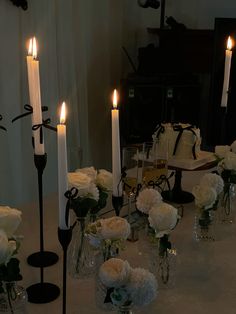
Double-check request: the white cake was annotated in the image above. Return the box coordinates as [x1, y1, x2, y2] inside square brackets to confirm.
[152, 123, 201, 160]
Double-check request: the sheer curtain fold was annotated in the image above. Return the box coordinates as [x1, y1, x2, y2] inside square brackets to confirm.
[0, 0, 124, 206]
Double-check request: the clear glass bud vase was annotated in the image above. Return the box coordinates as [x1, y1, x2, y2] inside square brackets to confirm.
[148, 236, 177, 288]
[117, 305, 133, 314]
[218, 183, 235, 223]
[68, 217, 97, 278]
[0, 282, 27, 313]
[194, 208, 216, 241]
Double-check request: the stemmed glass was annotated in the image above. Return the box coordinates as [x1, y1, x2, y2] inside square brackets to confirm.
[122, 146, 139, 224]
[142, 140, 168, 189]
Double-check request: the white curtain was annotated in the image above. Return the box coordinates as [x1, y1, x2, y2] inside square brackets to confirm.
[0, 0, 124, 206]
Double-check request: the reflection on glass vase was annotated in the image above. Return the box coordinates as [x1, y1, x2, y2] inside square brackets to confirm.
[218, 183, 235, 223]
[148, 235, 177, 289]
[194, 208, 216, 241]
[68, 217, 97, 279]
[117, 304, 133, 314]
[0, 282, 27, 313]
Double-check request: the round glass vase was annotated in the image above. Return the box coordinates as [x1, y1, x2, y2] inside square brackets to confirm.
[68, 217, 98, 279]
[194, 207, 216, 242]
[218, 183, 235, 223]
[0, 282, 27, 313]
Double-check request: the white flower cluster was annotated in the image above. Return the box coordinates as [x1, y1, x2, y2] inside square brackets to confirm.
[99, 258, 158, 307]
[0, 206, 22, 265]
[136, 188, 162, 214]
[136, 188, 179, 237]
[192, 172, 224, 209]
[87, 216, 130, 247]
[148, 203, 179, 238]
[219, 152, 236, 171]
[68, 166, 113, 201]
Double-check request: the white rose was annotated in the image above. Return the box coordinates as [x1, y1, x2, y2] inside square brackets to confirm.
[68, 172, 99, 201]
[200, 173, 224, 195]
[0, 230, 16, 265]
[215, 145, 231, 158]
[231, 141, 236, 153]
[99, 258, 131, 288]
[96, 169, 112, 191]
[126, 267, 158, 307]
[192, 185, 217, 209]
[75, 166, 97, 182]
[0, 206, 22, 237]
[136, 188, 162, 214]
[148, 203, 178, 237]
[100, 217, 130, 240]
[223, 152, 236, 170]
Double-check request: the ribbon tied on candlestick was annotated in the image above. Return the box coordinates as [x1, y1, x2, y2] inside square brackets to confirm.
[64, 187, 79, 229]
[12, 104, 48, 123]
[0, 115, 7, 131]
[173, 124, 197, 160]
[32, 118, 57, 144]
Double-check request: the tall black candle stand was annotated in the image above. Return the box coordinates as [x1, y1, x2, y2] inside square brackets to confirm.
[112, 195, 123, 216]
[58, 227, 72, 314]
[26, 154, 60, 303]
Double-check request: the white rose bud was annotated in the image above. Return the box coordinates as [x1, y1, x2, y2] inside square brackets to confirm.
[0, 230, 16, 265]
[0, 206, 22, 237]
[96, 169, 113, 191]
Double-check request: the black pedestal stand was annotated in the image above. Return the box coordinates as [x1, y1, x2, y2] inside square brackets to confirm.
[112, 195, 123, 216]
[162, 169, 194, 204]
[26, 154, 60, 303]
[58, 228, 72, 314]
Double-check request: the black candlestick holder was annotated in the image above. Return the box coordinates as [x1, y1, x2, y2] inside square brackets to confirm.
[112, 195, 123, 216]
[26, 154, 60, 303]
[58, 227, 72, 314]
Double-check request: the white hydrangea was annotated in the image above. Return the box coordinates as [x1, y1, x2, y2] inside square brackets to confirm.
[192, 185, 217, 209]
[136, 188, 162, 214]
[75, 166, 97, 181]
[215, 145, 231, 158]
[0, 229, 16, 265]
[96, 169, 113, 191]
[200, 173, 224, 195]
[126, 267, 158, 307]
[148, 203, 178, 238]
[99, 258, 131, 288]
[0, 206, 22, 237]
[68, 172, 99, 201]
[98, 217, 130, 240]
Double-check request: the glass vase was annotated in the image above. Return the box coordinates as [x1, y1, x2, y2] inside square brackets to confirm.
[194, 208, 216, 241]
[117, 305, 133, 314]
[95, 277, 115, 312]
[218, 183, 235, 223]
[68, 217, 98, 278]
[0, 282, 27, 313]
[148, 237, 177, 288]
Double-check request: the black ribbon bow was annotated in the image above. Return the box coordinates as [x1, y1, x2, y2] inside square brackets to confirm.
[12, 104, 48, 123]
[0, 115, 7, 131]
[32, 118, 56, 144]
[173, 124, 197, 160]
[154, 124, 165, 140]
[64, 188, 79, 229]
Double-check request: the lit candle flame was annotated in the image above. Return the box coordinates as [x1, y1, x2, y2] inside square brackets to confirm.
[28, 38, 33, 56]
[60, 102, 66, 124]
[227, 36, 233, 50]
[32, 37, 37, 59]
[113, 89, 118, 109]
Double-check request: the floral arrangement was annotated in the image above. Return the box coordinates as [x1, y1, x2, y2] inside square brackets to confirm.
[98, 258, 158, 308]
[0, 206, 22, 291]
[217, 152, 236, 184]
[199, 173, 224, 196]
[68, 166, 112, 218]
[136, 188, 162, 214]
[86, 216, 130, 260]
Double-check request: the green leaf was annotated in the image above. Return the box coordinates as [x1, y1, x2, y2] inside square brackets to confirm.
[0, 258, 22, 282]
[72, 197, 98, 218]
[91, 189, 108, 214]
